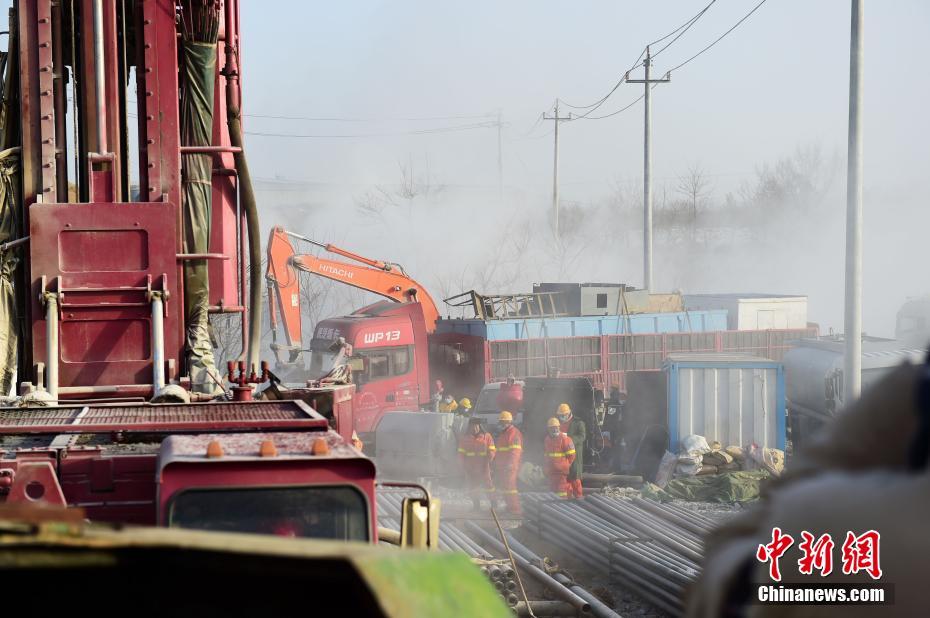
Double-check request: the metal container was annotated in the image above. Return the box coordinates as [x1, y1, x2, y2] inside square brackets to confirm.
[435, 310, 728, 340]
[532, 282, 683, 316]
[895, 297, 930, 348]
[684, 293, 808, 331]
[665, 353, 785, 451]
[783, 336, 923, 419]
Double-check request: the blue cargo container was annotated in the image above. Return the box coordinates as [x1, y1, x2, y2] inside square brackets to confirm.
[665, 353, 786, 452]
[436, 309, 728, 341]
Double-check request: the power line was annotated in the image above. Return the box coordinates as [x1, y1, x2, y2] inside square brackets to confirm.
[243, 112, 497, 122]
[514, 112, 546, 139]
[512, 128, 554, 141]
[128, 98, 495, 123]
[648, 0, 716, 49]
[575, 92, 646, 121]
[567, 0, 768, 122]
[666, 0, 768, 74]
[559, 0, 715, 113]
[650, 0, 716, 60]
[243, 121, 499, 139]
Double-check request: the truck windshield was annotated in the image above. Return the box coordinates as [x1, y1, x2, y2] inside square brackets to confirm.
[169, 485, 369, 541]
[310, 347, 336, 378]
[308, 340, 339, 377]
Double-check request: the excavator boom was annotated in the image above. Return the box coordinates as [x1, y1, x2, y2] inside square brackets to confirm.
[266, 227, 440, 363]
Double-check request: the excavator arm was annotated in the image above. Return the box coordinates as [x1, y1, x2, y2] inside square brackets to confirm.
[266, 227, 440, 363]
[266, 228, 305, 363]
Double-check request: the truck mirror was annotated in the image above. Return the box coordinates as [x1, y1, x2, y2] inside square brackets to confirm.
[400, 496, 441, 550]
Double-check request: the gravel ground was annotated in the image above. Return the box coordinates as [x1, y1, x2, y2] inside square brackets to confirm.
[670, 498, 747, 524]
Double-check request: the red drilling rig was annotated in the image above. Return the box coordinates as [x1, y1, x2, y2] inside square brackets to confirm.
[0, 0, 395, 543]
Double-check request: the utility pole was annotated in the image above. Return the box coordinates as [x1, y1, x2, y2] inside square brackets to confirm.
[543, 101, 572, 238]
[497, 109, 504, 200]
[626, 46, 669, 292]
[844, 0, 864, 403]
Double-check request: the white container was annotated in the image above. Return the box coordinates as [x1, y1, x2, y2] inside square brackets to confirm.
[684, 293, 808, 331]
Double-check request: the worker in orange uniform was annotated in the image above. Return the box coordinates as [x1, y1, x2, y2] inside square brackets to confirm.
[458, 416, 496, 511]
[544, 417, 576, 499]
[557, 403, 586, 498]
[493, 411, 523, 515]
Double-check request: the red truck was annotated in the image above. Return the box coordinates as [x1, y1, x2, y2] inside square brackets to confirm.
[0, 397, 378, 541]
[266, 232, 817, 438]
[266, 228, 438, 433]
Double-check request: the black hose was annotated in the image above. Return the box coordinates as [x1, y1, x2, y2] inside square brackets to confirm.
[225, 93, 262, 372]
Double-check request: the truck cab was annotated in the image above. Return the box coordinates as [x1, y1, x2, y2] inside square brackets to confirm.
[0, 400, 377, 542]
[159, 431, 375, 540]
[308, 301, 432, 434]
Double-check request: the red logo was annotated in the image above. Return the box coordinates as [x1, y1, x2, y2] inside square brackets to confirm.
[841, 530, 882, 580]
[756, 527, 794, 582]
[757, 528, 882, 581]
[798, 531, 835, 577]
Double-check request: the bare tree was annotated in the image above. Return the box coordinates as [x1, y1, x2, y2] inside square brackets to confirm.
[676, 164, 712, 228]
[210, 312, 243, 369]
[355, 154, 446, 222]
[431, 217, 534, 318]
[354, 187, 396, 223]
[396, 155, 419, 201]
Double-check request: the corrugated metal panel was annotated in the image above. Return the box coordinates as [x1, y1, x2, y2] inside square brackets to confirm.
[667, 356, 785, 452]
[436, 310, 728, 341]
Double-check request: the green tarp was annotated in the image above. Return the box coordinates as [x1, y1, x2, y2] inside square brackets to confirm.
[180, 37, 221, 395]
[641, 470, 771, 503]
[0, 148, 19, 396]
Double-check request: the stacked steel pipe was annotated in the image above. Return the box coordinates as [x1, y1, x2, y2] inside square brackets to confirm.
[520, 492, 713, 616]
[376, 491, 620, 615]
[377, 492, 519, 608]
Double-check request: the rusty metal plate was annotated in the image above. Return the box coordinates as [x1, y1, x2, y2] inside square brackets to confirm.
[0, 401, 328, 434]
[29, 201, 182, 389]
[0, 408, 82, 426]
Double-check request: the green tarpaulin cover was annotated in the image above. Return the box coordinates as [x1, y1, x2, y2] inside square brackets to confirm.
[641, 470, 771, 503]
[0, 147, 20, 396]
[180, 38, 221, 395]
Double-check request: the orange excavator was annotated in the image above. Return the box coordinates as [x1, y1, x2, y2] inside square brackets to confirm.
[265, 226, 440, 369]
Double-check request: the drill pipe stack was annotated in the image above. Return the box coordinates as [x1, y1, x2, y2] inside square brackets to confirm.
[521, 492, 710, 616]
[376, 491, 519, 606]
[377, 491, 621, 614]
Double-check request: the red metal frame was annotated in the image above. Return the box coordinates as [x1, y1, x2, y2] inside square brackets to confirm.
[15, 0, 248, 396]
[3, 1, 382, 544]
[430, 327, 820, 398]
[29, 201, 183, 389]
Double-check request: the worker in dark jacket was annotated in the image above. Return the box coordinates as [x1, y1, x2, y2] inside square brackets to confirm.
[557, 403, 585, 498]
[457, 416, 496, 511]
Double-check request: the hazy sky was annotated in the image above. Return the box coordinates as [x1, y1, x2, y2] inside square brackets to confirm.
[238, 0, 930, 336]
[240, 0, 930, 198]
